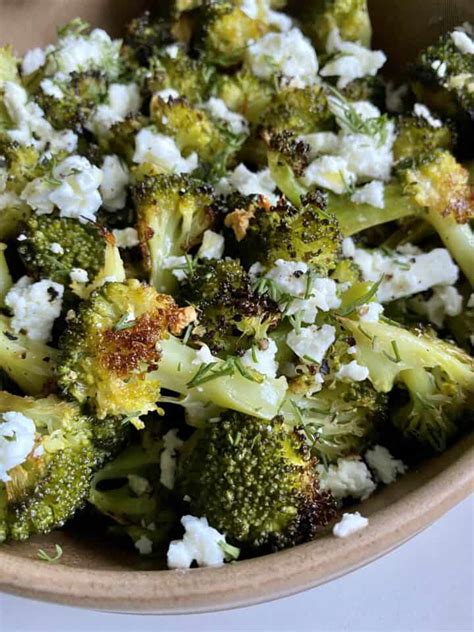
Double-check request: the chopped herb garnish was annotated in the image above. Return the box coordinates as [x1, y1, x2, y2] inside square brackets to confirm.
[37, 544, 63, 563]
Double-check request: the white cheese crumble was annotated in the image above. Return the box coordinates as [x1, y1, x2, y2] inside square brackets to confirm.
[133, 128, 198, 174]
[215, 163, 278, 204]
[245, 28, 319, 88]
[134, 535, 153, 555]
[22, 47, 46, 75]
[350, 181, 385, 209]
[333, 512, 369, 538]
[335, 360, 369, 382]
[197, 230, 225, 260]
[451, 30, 474, 55]
[287, 324, 336, 363]
[409, 285, 463, 327]
[70, 268, 89, 284]
[192, 344, 217, 365]
[160, 429, 184, 490]
[5, 276, 63, 342]
[413, 103, 442, 128]
[365, 445, 407, 485]
[100, 155, 129, 211]
[128, 474, 151, 496]
[241, 339, 279, 378]
[336, 122, 396, 182]
[317, 458, 376, 500]
[87, 83, 142, 136]
[112, 227, 139, 249]
[320, 28, 386, 89]
[345, 239, 459, 302]
[357, 301, 384, 323]
[49, 242, 64, 255]
[156, 88, 180, 101]
[202, 97, 249, 135]
[0, 411, 36, 482]
[162, 255, 188, 282]
[40, 79, 64, 100]
[299, 132, 340, 158]
[167, 515, 229, 569]
[302, 155, 355, 195]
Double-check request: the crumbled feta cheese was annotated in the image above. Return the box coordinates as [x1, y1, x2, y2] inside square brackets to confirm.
[128, 474, 151, 496]
[342, 236, 356, 258]
[162, 255, 188, 282]
[156, 88, 180, 101]
[365, 445, 407, 485]
[320, 28, 386, 88]
[413, 103, 442, 128]
[302, 155, 356, 194]
[215, 164, 278, 203]
[451, 30, 474, 55]
[192, 344, 217, 365]
[134, 535, 153, 555]
[133, 128, 198, 174]
[385, 81, 408, 113]
[287, 324, 335, 363]
[70, 268, 89, 284]
[246, 28, 319, 88]
[112, 227, 139, 249]
[299, 132, 339, 158]
[167, 515, 229, 569]
[351, 100, 382, 121]
[241, 339, 279, 378]
[336, 121, 396, 182]
[160, 429, 184, 490]
[5, 276, 63, 342]
[22, 47, 46, 75]
[410, 285, 463, 327]
[202, 97, 249, 135]
[100, 155, 129, 211]
[333, 512, 369, 538]
[49, 242, 64, 255]
[239, 0, 292, 31]
[317, 458, 376, 500]
[0, 411, 36, 482]
[48, 156, 103, 222]
[40, 79, 64, 100]
[347, 242, 459, 302]
[357, 301, 384, 323]
[87, 83, 141, 136]
[335, 360, 369, 382]
[350, 181, 385, 209]
[164, 44, 180, 59]
[197, 230, 225, 260]
[431, 59, 447, 78]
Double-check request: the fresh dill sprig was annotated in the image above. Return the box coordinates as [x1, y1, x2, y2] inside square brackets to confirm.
[37, 543, 63, 563]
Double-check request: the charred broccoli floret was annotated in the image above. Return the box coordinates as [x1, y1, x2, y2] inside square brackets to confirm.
[178, 258, 281, 356]
[177, 412, 336, 551]
[123, 11, 173, 67]
[99, 115, 147, 164]
[340, 317, 474, 452]
[225, 192, 342, 274]
[265, 130, 310, 205]
[211, 67, 275, 124]
[133, 172, 215, 293]
[0, 392, 127, 541]
[393, 115, 455, 162]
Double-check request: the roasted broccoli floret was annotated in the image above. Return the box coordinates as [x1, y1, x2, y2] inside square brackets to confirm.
[99, 115, 147, 164]
[178, 258, 281, 356]
[409, 29, 474, 154]
[340, 76, 385, 108]
[211, 68, 275, 124]
[123, 11, 173, 67]
[340, 316, 474, 452]
[293, 0, 372, 50]
[0, 46, 19, 84]
[393, 115, 455, 162]
[225, 191, 342, 274]
[133, 172, 215, 293]
[0, 392, 126, 541]
[177, 412, 336, 551]
[265, 130, 310, 205]
[17, 213, 108, 286]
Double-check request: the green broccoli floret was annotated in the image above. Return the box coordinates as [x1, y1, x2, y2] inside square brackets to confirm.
[17, 213, 108, 286]
[178, 258, 281, 356]
[409, 29, 474, 153]
[265, 130, 310, 205]
[133, 172, 215, 293]
[225, 191, 342, 274]
[177, 412, 336, 551]
[89, 422, 176, 553]
[123, 11, 174, 67]
[340, 316, 474, 452]
[0, 314, 58, 395]
[0, 46, 19, 84]
[0, 391, 127, 541]
[98, 115, 147, 164]
[211, 67, 275, 124]
[340, 76, 385, 108]
[393, 115, 455, 162]
[293, 0, 372, 50]
[192, 0, 269, 66]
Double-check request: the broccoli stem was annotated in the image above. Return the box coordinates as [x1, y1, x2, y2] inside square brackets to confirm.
[157, 336, 287, 419]
[0, 315, 58, 394]
[0, 244, 12, 307]
[424, 209, 474, 285]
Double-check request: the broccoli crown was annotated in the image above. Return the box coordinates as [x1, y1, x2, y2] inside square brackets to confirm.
[133, 172, 215, 292]
[211, 68, 275, 123]
[18, 213, 107, 285]
[0, 139, 44, 194]
[193, 0, 268, 66]
[57, 280, 183, 419]
[35, 70, 108, 132]
[178, 412, 336, 551]
[0, 392, 126, 541]
[226, 192, 342, 274]
[123, 11, 173, 66]
[393, 115, 455, 163]
[340, 76, 385, 108]
[0, 46, 19, 84]
[99, 115, 147, 164]
[178, 258, 281, 356]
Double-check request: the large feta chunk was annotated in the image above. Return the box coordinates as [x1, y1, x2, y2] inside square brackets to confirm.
[302, 155, 355, 194]
[197, 230, 225, 260]
[350, 181, 385, 209]
[335, 360, 369, 382]
[48, 156, 103, 222]
[167, 515, 229, 569]
[22, 47, 46, 75]
[299, 132, 340, 158]
[409, 285, 463, 327]
[0, 411, 36, 482]
[241, 339, 279, 378]
[365, 445, 407, 485]
[87, 83, 141, 136]
[215, 164, 278, 203]
[287, 324, 335, 363]
[333, 512, 369, 538]
[100, 155, 129, 211]
[202, 97, 249, 135]
[317, 458, 376, 500]
[112, 227, 139, 249]
[133, 128, 198, 174]
[5, 276, 63, 342]
[451, 30, 474, 55]
[413, 103, 442, 128]
[336, 122, 396, 182]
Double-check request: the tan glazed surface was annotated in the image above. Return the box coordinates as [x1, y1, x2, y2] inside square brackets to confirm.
[0, 0, 473, 614]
